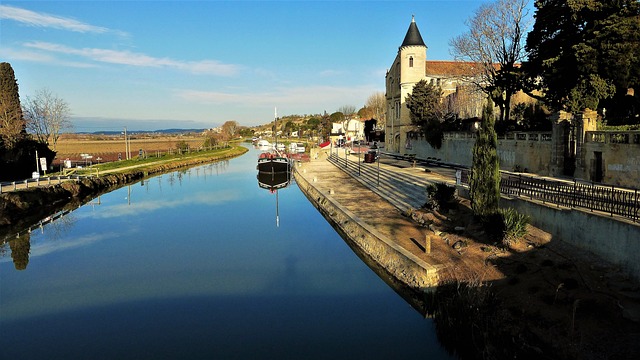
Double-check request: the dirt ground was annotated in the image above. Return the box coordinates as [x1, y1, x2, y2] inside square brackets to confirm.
[411, 197, 640, 359]
[54, 134, 206, 164]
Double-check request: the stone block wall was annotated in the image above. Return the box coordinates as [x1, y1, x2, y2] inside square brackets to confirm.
[407, 132, 553, 174]
[582, 131, 640, 188]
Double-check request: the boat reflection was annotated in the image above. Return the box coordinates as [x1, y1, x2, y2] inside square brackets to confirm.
[257, 170, 291, 228]
[257, 170, 291, 192]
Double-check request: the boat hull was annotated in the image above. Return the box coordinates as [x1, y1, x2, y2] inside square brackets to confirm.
[257, 157, 291, 173]
[257, 171, 290, 191]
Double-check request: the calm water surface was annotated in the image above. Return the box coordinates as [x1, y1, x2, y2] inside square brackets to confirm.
[0, 147, 455, 360]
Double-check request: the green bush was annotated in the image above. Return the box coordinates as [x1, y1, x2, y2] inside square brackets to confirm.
[483, 208, 530, 245]
[501, 208, 529, 242]
[424, 182, 456, 211]
[175, 140, 190, 152]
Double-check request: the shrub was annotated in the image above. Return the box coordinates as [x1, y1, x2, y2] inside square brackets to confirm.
[501, 208, 529, 243]
[175, 140, 189, 152]
[424, 182, 456, 211]
[482, 208, 530, 245]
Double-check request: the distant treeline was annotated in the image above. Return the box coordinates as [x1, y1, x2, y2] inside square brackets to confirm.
[78, 129, 207, 136]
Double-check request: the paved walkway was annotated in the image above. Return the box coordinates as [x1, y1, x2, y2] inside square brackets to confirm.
[0, 176, 82, 194]
[294, 148, 472, 272]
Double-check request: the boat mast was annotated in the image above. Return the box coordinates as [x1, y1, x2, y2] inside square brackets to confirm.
[274, 107, 278, 148]
[276, 188, 280, 227]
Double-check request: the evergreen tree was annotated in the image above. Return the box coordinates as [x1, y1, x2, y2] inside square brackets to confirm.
[525, 0, 640, 115]
[470, 97, 501, 217]
[0, 62, 25, 149]
[406, 79, 445, 148]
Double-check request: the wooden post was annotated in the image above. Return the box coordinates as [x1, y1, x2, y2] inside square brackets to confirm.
[425, 234, 431, 254]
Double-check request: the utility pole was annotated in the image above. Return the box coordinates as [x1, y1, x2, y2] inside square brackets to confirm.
[124, 127, 130, 160]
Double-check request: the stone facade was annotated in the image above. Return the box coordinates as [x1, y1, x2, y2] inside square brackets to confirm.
[405, 110, 638, 189]
[385, 17, 486, 155]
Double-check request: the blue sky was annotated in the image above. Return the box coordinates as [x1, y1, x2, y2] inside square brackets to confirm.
[2, 0, 494, 131]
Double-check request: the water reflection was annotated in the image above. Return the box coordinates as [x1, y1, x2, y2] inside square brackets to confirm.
[8, 233, 30, 270]
[0, 161, 233, 270]
[257, 168, 292, 228]
[0, 149, 455, 359]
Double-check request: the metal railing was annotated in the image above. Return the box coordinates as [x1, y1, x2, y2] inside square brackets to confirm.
[462, 171, 640, 223]
[0, 175, 87, 194]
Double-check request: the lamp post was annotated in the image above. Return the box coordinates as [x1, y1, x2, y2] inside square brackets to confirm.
[377, 148, 380, 187]
[358, 146, 361, 176]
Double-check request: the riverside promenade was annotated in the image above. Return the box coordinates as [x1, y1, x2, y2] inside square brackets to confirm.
[293, 147, 497, 291]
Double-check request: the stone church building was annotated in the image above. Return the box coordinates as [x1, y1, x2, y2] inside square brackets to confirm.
[385, 16, 485, 153]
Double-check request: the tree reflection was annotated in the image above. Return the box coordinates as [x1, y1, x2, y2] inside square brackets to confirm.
[41, 212, 76, 242]
[9, 233, 31, 270]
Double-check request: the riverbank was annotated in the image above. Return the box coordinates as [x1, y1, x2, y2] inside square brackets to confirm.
[294, 150, 640, 359]
[0, 145, 248, 235]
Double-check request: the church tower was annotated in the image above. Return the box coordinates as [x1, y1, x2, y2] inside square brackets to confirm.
[385, 16, 427, 153]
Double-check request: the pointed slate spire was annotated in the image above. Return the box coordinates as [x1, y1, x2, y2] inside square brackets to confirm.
[400, 15, 426, 48]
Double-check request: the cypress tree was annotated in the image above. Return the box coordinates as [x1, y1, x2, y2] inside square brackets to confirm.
[470, 97, 500, 217]
[0, 62, 25, 148]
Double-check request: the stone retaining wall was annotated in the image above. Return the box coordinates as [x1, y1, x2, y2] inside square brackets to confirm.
[294, 166, 439, 292]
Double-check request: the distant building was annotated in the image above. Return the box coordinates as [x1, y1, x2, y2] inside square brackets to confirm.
[329, 118, 364, 146]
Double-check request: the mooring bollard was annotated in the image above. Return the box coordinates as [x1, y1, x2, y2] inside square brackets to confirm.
[425, 234, 431, 254]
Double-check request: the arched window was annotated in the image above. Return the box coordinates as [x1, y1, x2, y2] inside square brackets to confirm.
[409, 56, 414, 67]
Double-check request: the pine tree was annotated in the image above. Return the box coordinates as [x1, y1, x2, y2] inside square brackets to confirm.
[469, 97, 500, 217]
[0, 62, 25, 149]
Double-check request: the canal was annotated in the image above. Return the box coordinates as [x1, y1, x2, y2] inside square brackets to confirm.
[0, 146, 455, 359]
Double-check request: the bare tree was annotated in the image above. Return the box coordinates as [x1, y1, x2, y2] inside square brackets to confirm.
[23, 88, 72, 150]
[220, 120, 239, 141]
[365, 92, 386, 129]
[449, 0, 531, 123]
[338, 105, 356, 118]
[337, 105, 357, 135]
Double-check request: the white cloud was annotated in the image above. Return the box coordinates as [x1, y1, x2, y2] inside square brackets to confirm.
[90, 191, 241, 219]
[23, 41, 239, 75]
[175, 84, 378, 108]
[1, 47, 99, 68]
[0, 4, 125, 35]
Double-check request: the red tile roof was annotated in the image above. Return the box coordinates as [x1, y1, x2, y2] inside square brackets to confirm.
[425, 60, 480, 77]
